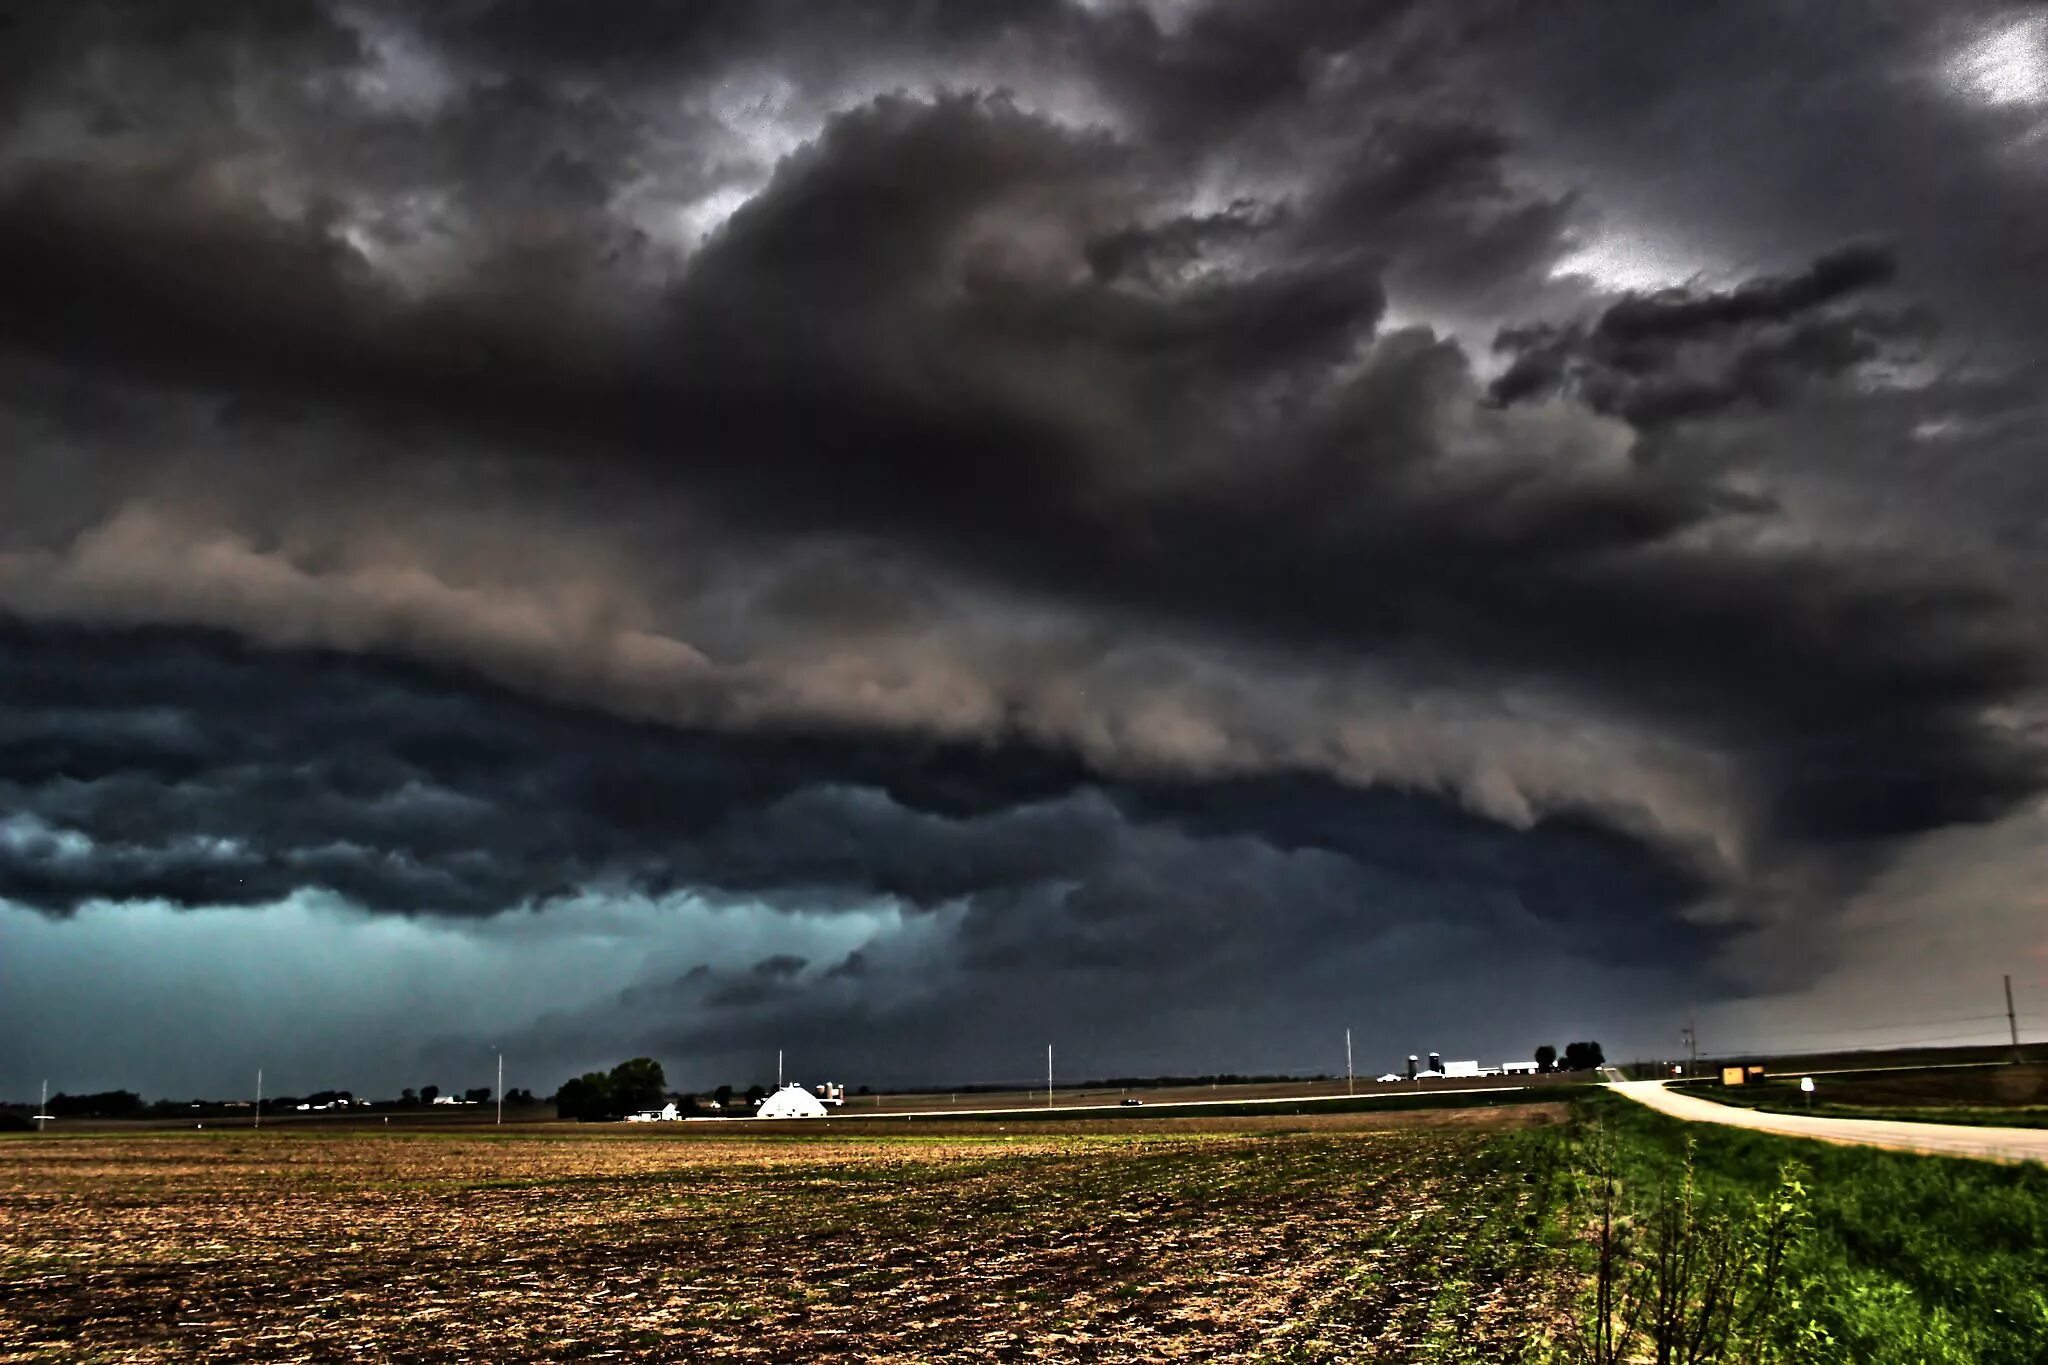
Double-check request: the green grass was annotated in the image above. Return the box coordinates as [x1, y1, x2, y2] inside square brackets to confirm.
[1566, 1092, 2048, 1363]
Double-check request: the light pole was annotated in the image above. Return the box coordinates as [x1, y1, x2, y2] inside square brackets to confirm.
[1346, 1028, 1354, 1096]
[496, 1050, 503, 1126]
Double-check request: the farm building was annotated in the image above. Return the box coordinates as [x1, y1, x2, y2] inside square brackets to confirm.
[626, 1103, 681, 1122]
[755, 1084, 829, 1119]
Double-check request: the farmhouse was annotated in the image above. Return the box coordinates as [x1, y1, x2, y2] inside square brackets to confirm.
[626, 1103, 681, 1122]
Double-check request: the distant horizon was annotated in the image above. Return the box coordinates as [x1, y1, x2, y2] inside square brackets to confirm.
[16, 1029, 2044, 1111]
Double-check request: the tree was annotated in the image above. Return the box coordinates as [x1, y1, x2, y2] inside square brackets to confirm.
[401, 1087, 418, 1106]
[608, 1058, 667, 1114]
[49, 1090, 143, 1118]
[463, 1087, 491, 1104]
[713, 1084, 734, 1108]
[1563, 1041, 1606, 1072]
[1535, 1045, 1558, 1074]
[420, 1084, 440, 1104]
[554, 1072, 614, 1122]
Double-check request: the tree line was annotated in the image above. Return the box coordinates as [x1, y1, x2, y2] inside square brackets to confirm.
[1534, 1041, 1606, 1073]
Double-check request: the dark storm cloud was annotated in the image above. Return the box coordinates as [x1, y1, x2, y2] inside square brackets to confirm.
[5, 0, 2048, 1093]
[1, 86, 2034, 858]
[1488, 245, 1921, 425]
[0, 618, 1716, 1018]
[1294, 118, 1580, 300]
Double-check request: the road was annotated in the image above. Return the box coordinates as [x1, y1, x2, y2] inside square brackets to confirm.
[1609, 1080, 2048, 1165]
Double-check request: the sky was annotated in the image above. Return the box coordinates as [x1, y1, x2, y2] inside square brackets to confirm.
[4, 0, 2048, 1101]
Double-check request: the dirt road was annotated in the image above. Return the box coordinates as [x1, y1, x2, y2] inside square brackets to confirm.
[1610, 1080, 2048, 1165]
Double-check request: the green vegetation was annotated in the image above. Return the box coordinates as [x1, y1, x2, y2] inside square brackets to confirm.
[1553, 1093, 2048, 1363]
[553, 1056, 669, 1120]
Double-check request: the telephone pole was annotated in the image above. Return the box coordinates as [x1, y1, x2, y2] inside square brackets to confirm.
[37, 1080, 46, 1134]
[777, 1049, 784, 1090]
[1345, 1028, 1354, 1096]
[1046, 1043, 1053, 1108]
[496, 1051, 504, 1126]
[255, 1068, 262, 1130]
[2007, 975, 2021, 1060]
[1680, 1015, 1698, 1079]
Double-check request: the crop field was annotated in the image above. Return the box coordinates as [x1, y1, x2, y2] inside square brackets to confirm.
[0, 1108, 1577, 1363]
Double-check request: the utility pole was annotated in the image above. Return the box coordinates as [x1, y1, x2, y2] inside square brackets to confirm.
[1681, 1013, 1698, 1079]
[496, 1051, 504, 1126]
[2007, 975, 2021, 1060]
[1345, 1028, 1354, 1096]
[777, 1049, 784, 1090]
[37, 1080, 46, 1134]
[1046, 1043, 1053, 1108]
[255, 1068, 262, 1130]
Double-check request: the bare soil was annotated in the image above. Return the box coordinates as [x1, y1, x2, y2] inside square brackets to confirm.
[0, 1107, 1575, 1362]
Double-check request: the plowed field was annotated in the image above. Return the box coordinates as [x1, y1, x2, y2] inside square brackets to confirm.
[1, 1108, 1576, 1362]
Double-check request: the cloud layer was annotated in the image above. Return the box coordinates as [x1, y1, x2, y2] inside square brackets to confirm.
[4, 0, 2047, 1092]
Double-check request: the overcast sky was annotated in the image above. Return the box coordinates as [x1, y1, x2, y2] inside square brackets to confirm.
[4, 1, 2048, 1101]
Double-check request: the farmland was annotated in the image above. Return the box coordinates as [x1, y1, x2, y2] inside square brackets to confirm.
[1684, 1062, 2048, 1127]
[1, 1108, 1578, 1362]
[11, 1089, 2048, 1362]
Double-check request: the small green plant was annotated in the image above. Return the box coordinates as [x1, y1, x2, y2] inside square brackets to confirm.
[1563, 1120, 1810, 1363]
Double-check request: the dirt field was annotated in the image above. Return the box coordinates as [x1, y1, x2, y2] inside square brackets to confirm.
[850, 1073, 1583, 1115]
[1689, 1063, 2048, 1127]
[1793, 1062, 2048, 1108]
[0, 1107, 1576, 1362]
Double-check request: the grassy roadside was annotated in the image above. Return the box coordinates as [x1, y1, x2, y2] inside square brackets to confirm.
[1553, 1092, 2048, 1363]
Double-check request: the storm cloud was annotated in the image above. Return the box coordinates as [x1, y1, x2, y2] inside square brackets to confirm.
[4, 0, 2046, 1095]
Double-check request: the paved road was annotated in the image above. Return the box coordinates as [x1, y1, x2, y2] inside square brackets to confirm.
[1610, 1080, 2048, 1165]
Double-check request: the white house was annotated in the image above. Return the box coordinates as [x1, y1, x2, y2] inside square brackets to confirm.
[626, 1102, 681, 1122]
[1501, 1061, 1539, 1075]
[755, 1084, 829, 1119]
[1442, 1060, 1483, 1078]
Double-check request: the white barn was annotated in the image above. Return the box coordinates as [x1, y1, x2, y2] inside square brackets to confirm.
[755, 1084, 829, 1119]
